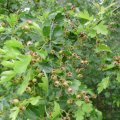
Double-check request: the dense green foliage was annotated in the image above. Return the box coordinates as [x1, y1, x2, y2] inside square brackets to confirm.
[0, 0, 120, 120]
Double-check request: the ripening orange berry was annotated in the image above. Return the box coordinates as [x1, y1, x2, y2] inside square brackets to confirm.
[59, 77, 65, 82]
[20, 106, 26, 111]
[59, 50, 63, 54]
[27, 41, 33, 46]
[85, 98, 90, 103]
[36, 57, 41, 62]
[26, 87, 31, 92]
[38, 73, 43, 78]
[92, 94, 97, 99]
[67, 99, 73, 104]
[80, 32, 85, 37]
[72, 53, 77, 57]
[81, 60, 88, 65]
[27, 20, 32, 24]
[51, 75, 57, 81]
[51, 50, 55, 54]
[22, 25, 29, 30]
[51, 69, 56, 74]
[67, 87, 73, 93]
[81, 90, 87, 95]
[84, 96, 89, 100]
[1, 22, 6, 26]
[12, 99, 19, 105]
[67, 72, 72, 77]
[61, 66, 66, 71]
[77, 74, 83, 79]
[54, 81, 60, 87]
[71, 5, 76, 11]
[63, 81, 69, 88]
[32, 79, 37, 83]
[76, 94, 81, 99]
[76, 55, 81, 59]
[32, 52, 38, 57]
[76, 68, 80, 73]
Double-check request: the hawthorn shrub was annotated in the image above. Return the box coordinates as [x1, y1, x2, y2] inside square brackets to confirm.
[0, 0, 120, 120]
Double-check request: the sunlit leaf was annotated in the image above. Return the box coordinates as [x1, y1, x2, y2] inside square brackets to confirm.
[97, 77, 110, 94]
[116, 73, 120, 82]
[95, 44, 112, 53]
[38, 77, 48, 93]
[9, 107, 19, 120]
[0, 71, 16, 83]
[51, 102, 61, 120]
[75, 10, 94, 20]
[94, 22, 108, 35]
[0, 26, 5, 32]
[71, 80, 81, 93]
[14, 55, 31, 74]
[102, 64, 115, 71]
[17, 69, 32, 95]
[88, 29, 96, 38]
[7, 14, 18, 27]
[75, 100, 84, 107]
[4, 39, 23, 49]
[82, 103, 93, 113]
[29, 96, 41, 105]
[37, 49, 48, 59]
[75, 108, 85, 120]
[1, 60, 15, 68]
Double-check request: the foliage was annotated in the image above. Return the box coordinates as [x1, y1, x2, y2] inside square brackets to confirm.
[0, 0, 120, 120]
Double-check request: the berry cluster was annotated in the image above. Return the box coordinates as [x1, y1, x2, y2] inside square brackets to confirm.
[113, 56, 120, 65]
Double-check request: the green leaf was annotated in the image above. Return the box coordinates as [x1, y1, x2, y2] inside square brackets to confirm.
[38, 77, 48, 93]
[9, 107, 19, 120]
[71, 80, 81, 93]
[14, 55, 31, 74]
[77, 24, 84, 34]
[17, 69, 32, 95]
[43, 25, 50, 37]
[116, 73, 120, 82]
[0, 26, 5, 32]
[88, 29, 96, 38]
[97, 77, 110, 94]
[55, 12, 64, 24]
[51, 102, 61, 120]
[7, 14, 18, 27]
[3, 47, 21, 59]
[76, 10, 93, 20]
[1, 60, 15, 68]
[82, 103, 93, 113]
[31, 22, 44, 41]
[95, 44, 112, 53]
[4, 39, 23, 49]
[75, 100, 84, 107]
[29, 96, 41, 105]
[95, 109, 103, 120]
[102, 64, 115, 71]
[0, 48, 5, 54]
[0, 71, 16, 83]
[75, 108, 85, 120]
[37, 50, 48, 59]
[94, 22, 108, 35]
[53, 26, 63, 37]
